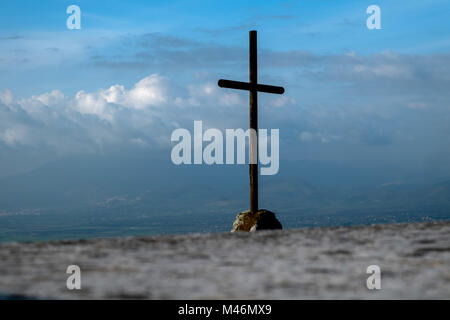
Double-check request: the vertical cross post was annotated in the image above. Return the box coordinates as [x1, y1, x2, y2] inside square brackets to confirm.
[249, 30, 258, 214]
[218, 30, 284, 217]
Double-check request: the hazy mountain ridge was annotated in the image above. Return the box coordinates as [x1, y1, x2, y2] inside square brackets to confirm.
[0, 154, 449, 242]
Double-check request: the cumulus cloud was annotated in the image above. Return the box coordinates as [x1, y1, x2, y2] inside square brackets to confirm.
[71, 74, 170, 121]
[0, 74, 248, 156]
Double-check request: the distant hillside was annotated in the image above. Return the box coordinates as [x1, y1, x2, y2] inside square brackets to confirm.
[0, 154, 449, 242]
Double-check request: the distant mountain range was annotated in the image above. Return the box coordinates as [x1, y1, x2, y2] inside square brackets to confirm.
[0, 153, 449, 242]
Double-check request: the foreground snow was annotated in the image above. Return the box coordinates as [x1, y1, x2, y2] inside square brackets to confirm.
[0, 221, 449, 299]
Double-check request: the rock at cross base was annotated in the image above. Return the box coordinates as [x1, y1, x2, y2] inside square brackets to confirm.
[231, 209, 282, 232]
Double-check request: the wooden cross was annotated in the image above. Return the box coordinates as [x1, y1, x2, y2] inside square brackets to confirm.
[218, 30, 285, 214]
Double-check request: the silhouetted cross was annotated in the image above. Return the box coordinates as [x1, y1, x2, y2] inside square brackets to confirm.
[218, 30, 285, 214]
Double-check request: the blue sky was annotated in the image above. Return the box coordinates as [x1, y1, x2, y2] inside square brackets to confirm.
[0, 0, 449, 186]
[1, 0, 450, 95]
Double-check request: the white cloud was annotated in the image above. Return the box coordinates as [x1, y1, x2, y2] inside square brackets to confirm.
[127, 74, 169, 109]
[74, 90, 110, 120]
[70, 74, 170, 121]
[35, 90, 65, 106]
[0, 74, 173, 153]
[100, 84, 127, 104]
[0, 74, 246, 155]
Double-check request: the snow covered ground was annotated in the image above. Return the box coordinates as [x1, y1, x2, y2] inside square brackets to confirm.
[0, 221, 449, 299]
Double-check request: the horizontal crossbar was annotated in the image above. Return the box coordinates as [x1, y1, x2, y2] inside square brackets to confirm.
[218, 79, 284, 94]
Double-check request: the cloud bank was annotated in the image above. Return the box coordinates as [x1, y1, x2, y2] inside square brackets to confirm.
[0, 74, 249, 156]
[1, 48, 449, 181]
